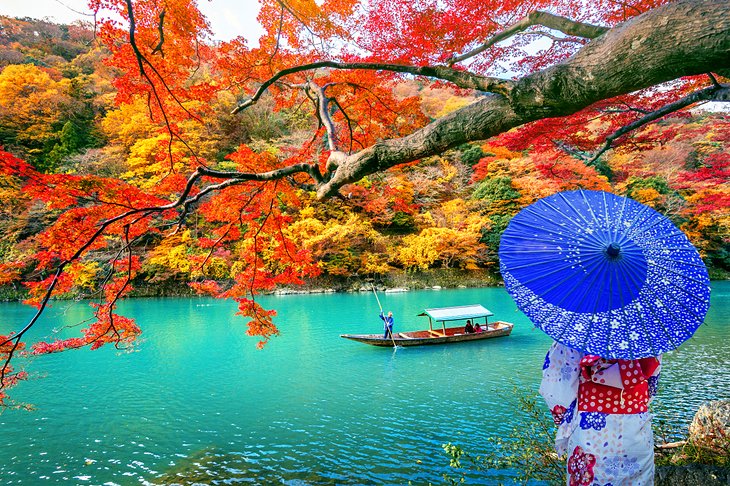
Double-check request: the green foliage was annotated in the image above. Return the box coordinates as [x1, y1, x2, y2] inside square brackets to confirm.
[664, 438, 730, 468]
[479, 213, 513, 269]
[0, 48, 107, 173]
[706, 246, 730, 279]
[621, 175, 687, 226]
[390, 210, 417, 231]
[60, 121, 82, 153]
[654, 415, 730, 468]
[472, 176, 520, 204]
[460, 144, 484, 167]
[624, 175, 673, 198]
[0, 17, 94, 67]
[588, 156, 613, 180]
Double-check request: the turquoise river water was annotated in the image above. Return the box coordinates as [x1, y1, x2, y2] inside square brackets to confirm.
[1, 282, 729, 485]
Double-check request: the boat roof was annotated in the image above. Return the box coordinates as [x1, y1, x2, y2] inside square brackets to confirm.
[419, 304, 494, 322]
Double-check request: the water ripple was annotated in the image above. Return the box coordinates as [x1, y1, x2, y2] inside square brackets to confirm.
[0, 284, 728, 484]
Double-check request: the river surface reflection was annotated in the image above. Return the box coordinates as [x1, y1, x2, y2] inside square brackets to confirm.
[1, 283, 728, 484]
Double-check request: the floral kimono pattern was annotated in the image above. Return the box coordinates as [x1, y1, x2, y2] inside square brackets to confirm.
[539, 341, 661, 486]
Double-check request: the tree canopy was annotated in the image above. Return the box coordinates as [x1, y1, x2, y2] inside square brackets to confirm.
[0, 0, 728, 406]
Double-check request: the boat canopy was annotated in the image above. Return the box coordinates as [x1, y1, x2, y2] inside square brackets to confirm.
[419, 304, 494, 322]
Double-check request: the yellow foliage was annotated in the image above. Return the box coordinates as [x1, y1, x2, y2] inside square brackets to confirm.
[123, 135, 170, 182]
[121, 131, 208, 188]
[308, 214, 379, 249]
[284, 212, 388, 275]
[431, 199, 491, 233]
[632, 188, 663, 206]
[418, 86, 476, 118]
[414, 211, 436, 229]
[200, 256, 230, 280]
[298, 206, 317, 219]
[285, 216, 326, 244]
[434, 96, 472, 118]
[106, 98, 217, 186]
[435, 158, 458, 185]
[101, 98, 158, 148]
[396, 230, 442, 270]
[681, 189, 730, 255]
[66, 261, 101, 289]
[394, 226, 485, 270]
[0, 64, 70, 146]
[401, 199, 490, 269]
[606, 152, 636, 173]
[282, 0, 323, 25]
[229, 260, 248, 279]
[692, 139, 721, 159]
[360, 252, 392, 275]
[147, 230, 194, 274]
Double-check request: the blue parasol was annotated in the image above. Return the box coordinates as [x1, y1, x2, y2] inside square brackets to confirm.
[499, 189, 711, 359]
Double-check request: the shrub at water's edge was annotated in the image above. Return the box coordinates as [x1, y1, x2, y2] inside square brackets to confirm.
[442, 396, 730, 485]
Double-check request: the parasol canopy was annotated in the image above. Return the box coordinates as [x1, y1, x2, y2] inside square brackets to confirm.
[498, 189, 711, 359]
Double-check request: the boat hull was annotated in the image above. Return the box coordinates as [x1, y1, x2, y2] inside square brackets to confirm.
[340, 321, 514, 347]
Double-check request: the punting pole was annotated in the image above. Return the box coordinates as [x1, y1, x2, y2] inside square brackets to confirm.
[371, 283, 397, 349]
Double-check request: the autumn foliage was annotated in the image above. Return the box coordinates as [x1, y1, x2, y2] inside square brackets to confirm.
[0, 0, 728, 406]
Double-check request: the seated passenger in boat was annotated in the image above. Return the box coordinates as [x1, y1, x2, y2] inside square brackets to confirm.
[464, 320, 475, 334]
[474, 322, 484, 333]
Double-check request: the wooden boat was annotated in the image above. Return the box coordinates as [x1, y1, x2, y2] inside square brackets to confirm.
[341, 304, 514, 347]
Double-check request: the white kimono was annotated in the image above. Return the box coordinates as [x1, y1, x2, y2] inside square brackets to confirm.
[539, 342, 661, 486]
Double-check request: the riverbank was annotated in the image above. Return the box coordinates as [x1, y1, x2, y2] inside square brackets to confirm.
[3, 266, 727, 302]
[269, 268, 502, 294]
[0, 268, 503, 301]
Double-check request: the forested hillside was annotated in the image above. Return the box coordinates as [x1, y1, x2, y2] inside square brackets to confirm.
[1, 15, 728, 305]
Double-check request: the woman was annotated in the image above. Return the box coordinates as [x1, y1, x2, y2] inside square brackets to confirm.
[540, 341, 661, 486]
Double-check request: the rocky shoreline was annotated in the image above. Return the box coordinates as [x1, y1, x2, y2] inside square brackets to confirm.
[656, 400, 730, 485]
[266, 268, 501, 295]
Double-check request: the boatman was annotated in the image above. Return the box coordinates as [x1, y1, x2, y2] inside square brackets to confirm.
[380, 311, 394, 339]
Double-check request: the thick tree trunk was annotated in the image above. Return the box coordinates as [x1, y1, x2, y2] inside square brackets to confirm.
[316, 0, 730, 198]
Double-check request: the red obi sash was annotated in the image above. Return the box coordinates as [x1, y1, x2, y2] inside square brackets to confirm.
[577, 355, 659, 414]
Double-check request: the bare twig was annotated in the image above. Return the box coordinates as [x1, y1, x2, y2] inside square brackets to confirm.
[530, 30, 587, 43]
[151, 9, 166, 56]
[708, 72, 722, 88]
[586, 84, 730, 165]
[447, 11, 608, 66]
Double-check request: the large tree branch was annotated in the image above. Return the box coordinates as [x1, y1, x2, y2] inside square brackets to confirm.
[315, 0, 730, 198]
[306, 82, 338, 152]
[197, 163, 323, 185]
[231, 61, 514, 114]
[447, 10, 609, 66]
[585, 83, 730, 165]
